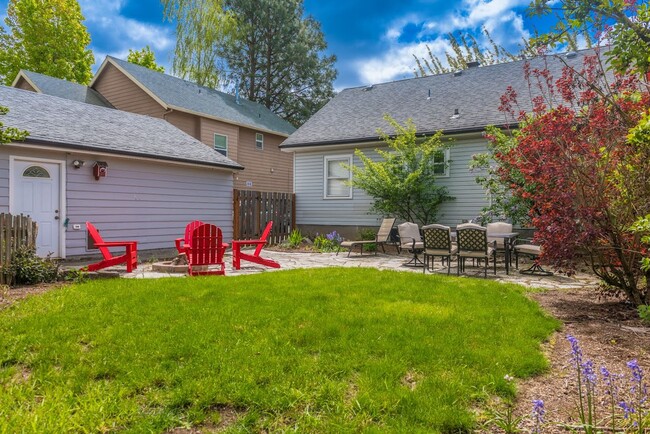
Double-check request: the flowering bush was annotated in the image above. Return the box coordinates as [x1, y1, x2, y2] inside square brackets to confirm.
[486, 52, 650, 306]
[313, 231, 342, 252]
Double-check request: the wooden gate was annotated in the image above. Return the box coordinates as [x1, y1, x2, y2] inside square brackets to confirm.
[0, 213, 38, 284]
[233, 190, 295, 244]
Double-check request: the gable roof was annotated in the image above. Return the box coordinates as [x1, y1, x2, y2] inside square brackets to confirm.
[12, 70, 113, 108]
[281, 48, 600, 148]
[92, 56, 296, 137]
[1, 86, 243, 170]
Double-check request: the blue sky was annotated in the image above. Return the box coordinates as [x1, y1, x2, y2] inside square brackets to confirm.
[0, 0, 552, 90]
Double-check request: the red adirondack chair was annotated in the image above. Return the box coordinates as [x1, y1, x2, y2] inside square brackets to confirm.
[231, 221, 280, 270]
[175, 220, 204, 255]
[187, 223, 226, 276]
[85, 222, 138, 273]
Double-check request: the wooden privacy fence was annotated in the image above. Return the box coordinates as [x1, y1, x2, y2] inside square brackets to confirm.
[0, 213, 38, 285]
[233, 189, 295, 244]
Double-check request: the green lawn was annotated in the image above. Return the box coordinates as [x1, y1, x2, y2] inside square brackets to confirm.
[0, 268, 559, 433]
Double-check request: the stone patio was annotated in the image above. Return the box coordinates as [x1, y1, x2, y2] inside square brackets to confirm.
[85, 249, 599, 291]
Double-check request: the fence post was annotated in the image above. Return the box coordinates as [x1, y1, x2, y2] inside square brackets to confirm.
[291, 193, 296, 231]
[233, 189, 240, 240]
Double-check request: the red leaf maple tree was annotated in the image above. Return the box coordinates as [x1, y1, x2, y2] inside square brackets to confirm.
[490, 51, 650, 305]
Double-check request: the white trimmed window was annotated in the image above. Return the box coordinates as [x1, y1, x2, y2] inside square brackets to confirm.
[324, 155, 352, 199]
[255, 133, 264, 150]
[432, 149, 450, 177]
[214, 133, 228, 157]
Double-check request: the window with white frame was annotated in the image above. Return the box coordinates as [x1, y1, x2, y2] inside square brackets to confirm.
[432, 149, 450, 176]
[324, 155, 352, 199]
[214, 133, 228, 157]
[255, 133, 264, 150]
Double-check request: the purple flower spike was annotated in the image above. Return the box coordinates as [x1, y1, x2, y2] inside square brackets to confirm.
[600, 365, 622, 398]
[532, 399, 545, 433]
[582, 360, 597, 388]
[566, 334, 583, 366]
[619, 401, 635, 419]
[627, 359, 643, 383]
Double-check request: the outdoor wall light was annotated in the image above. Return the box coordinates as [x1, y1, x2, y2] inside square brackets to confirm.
[72, 159, 85, 169]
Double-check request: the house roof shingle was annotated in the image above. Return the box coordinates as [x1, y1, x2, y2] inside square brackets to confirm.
[15, 70, 114, 108]
[101, 56, 296, 137]
[1, 86, 243, 170]
[281, 48, 600, 148]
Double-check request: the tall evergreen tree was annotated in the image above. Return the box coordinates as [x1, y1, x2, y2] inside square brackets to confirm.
[163, 0, 337, 127]
[0, 0, 94, 85]
[221, 0, 336, 127]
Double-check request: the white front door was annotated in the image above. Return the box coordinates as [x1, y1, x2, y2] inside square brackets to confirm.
[12, 159, 62, 257]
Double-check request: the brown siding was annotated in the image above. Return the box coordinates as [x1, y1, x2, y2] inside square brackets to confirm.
[199, 117, 239, 162]
[14, 77, 36, 92]
[91, 61, 292, 193]
[236, 128, 292, 193]
[92, 63, 165, 118]
[166, 110, 200, 139]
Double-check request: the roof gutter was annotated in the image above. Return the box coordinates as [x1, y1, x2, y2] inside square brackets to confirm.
[21, 138, 245, 171]
[280, 123, 519, 150]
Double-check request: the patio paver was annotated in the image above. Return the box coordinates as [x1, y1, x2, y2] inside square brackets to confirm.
[104, 250, 600, 291]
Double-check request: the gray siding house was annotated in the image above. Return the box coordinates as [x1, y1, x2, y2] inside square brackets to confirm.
[280, 49, 595, 236]
[1, 86, 242, 258]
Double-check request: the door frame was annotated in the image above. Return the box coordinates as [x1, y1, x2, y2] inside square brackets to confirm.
[9, 156, 67, 258]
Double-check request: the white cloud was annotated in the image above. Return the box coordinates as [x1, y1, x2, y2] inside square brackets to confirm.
[356, 38, 452, 84]
[77, 0, 174, 67]
[355, 0, 531, 85]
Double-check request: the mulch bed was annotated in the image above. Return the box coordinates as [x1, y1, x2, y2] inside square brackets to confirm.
[511, 289, 650, 433]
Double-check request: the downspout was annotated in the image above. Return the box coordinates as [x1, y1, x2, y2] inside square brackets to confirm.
[163, 107, 174, 120]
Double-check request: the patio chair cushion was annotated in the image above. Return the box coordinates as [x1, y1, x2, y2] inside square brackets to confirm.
[514, 244, 541, 256]
[403, 241, 424, 249]
[398, 222, 422, 250]
[459, 246, 495, 258]
[425, 244, 458, 256]
[487, 222, 513, 249]
[340, 240, 374, 248]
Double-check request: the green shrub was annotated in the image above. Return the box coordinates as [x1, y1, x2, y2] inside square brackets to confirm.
[638, 305, 650, 325]
[7, 246, 59, 285]
[359, 228, 377, 252]
[288, 229, 303, 248]
[60, 268, 88, 284]
[313, 234, 333, 252]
